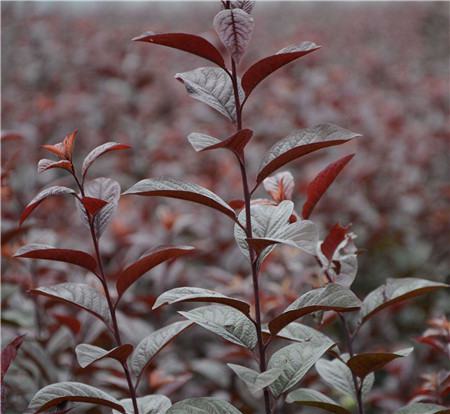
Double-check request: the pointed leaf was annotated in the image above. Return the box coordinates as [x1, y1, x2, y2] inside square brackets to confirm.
[270, 322, 336, 349]
[395, 403, 450, 414]
[114, 395, 172, 414]
[1, 335, 25, 382]
[153, 287, 250, 315]
[14, 244, 97, 273]
[263, 171, 294, 203]
[286, 388, 351, 414]
[175, 67, 244, 122]
[321, 224, 349, 261]
[242, 42, 320, 96]
[75, 344, 133, 368]
[230, 0, 255, 14]
[256, 124, 361, 185]
[20, 186, 76, 225]
[167, 397, 243, 414]
[227, 364, 282, 394]
[213, 8, 254, 64]
[27, 382, 125, 413]
[78, 177, 121, 238]
[116, 246, 195, 300]
[187, 132, 221, 152]
[31, 283, 111, 325]
[131, 320, 193, 379]
[315, 358, 374, 400]
[82, 142, 130, 179]
[360, 277, 449, 323]
[179, 305, 257, 349]
[37, 159, 72, 174]
[347, 347, 413, 378]
[268, 337, 333, 397]
[132, 32, 225, 68]
[302, 154, 354, 219]
[269, 284, 361, 335]
[123, 178, 236, 220]
[81, 197, 108, 216]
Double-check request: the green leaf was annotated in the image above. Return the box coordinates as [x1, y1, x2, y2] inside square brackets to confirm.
[27, 382, 125, 413]
[286, 388, 351, 414]
[131, 320, 193, 379]
[167, 397, 243, 414]
[395, 403, 450, 414]
[256, 123, 361, 184]
[113, 395, 172, 414]
[31, 283, 111, 326]
[268, 333, 334, 398]
[75, 343, 133, 368]
[315, 357, 374, 400]
[153, 286, 250, 315]
[123, 178, 236, 221]
[346, 347, 413, 378]
[179, 305, 257, 349]
[227, 364, 282, 394]
[360, 277, 448, 323]
[269, 284, 361, 335]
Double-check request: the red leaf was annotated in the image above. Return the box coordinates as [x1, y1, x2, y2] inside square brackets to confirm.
[20, 186, 76, 225]
[52, 314, 81, 336]
[1, 335, 25, 382]
[81, 197, 108, 217]
[82, 142, 130, 179]
[321, 224, 349, 261]
[14, 244, 98, 274]
[199, 129, 253, 162]
[229, 199, 245, 210]
[116, 246, 195, 300]
[37, 159, 73, 174]
[302, 154, 355, 219]
[242, 42, 320, 97]
[42, 130, 77, 161]
[132, 32, 226, 68]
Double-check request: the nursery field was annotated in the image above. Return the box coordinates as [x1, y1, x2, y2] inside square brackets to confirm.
[1, 2, 449, 414]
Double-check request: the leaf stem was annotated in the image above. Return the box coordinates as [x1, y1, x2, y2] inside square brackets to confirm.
[72, 172, 140, 414]
[230, 58, 272, 414]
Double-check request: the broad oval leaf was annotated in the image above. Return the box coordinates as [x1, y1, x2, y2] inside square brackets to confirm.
[78, 177, 121, 238]
[346, 347, 413, 378]
[153, 286, 250, 315]
[268, 337, 333, 398]
[179, 305, 257, 349]
[286, 388, 351, 414]
[116, 246, 195, 300]
[256, 124, 361, 185]
[227, 364, 282, 394]
[360, 277, 449, 323]
[20, 186, 76, 225]
[123, 178, 236, 220]
[167, 397, 243, 414]
[75, 343, 133, 368]
[395, 403, 450, 414]
[302, 154, 355, 219]
[132, 32, 225, 68]
[175, 67, 244, 122]
[269, 283, 361, 335]
[213, 8, 254, 64]
[81, 142, 130, 179]
[31, 283, 111, 326]
[114, 395, 172, 414]
[131, 320, 193, 379]
[81, 197, 108, 217]
[27, 382, 125, 413]
[242, 42, 320, 96]
[315, 358, 374, 400]
[14, 244, 97, 274]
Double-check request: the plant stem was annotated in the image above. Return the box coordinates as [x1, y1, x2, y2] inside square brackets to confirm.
[73, 173, 140, 414]
[230, 59, 271, 414]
